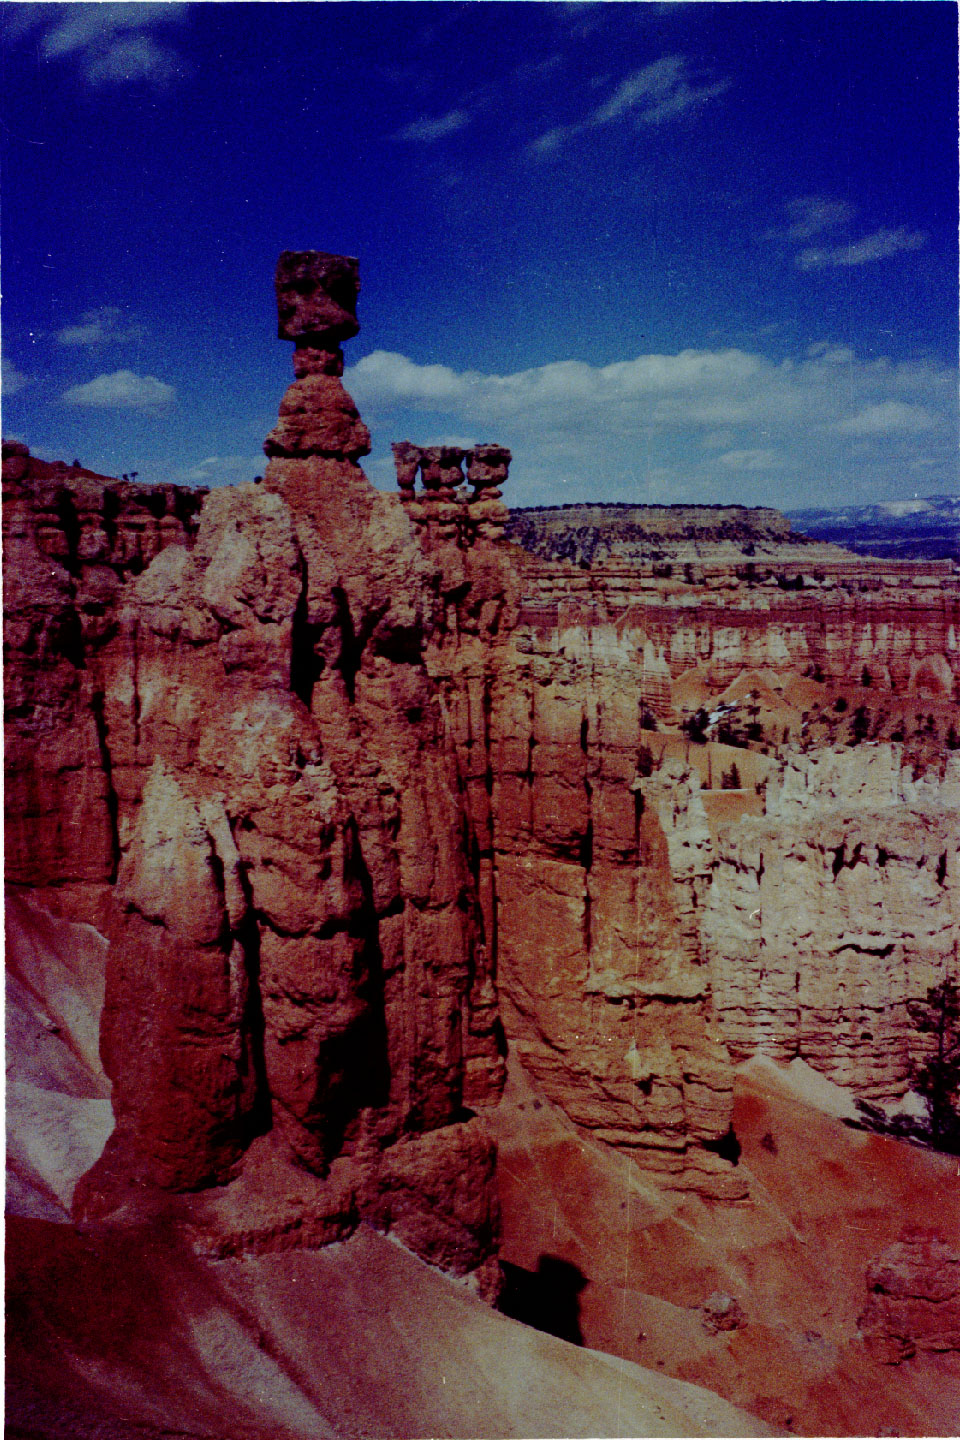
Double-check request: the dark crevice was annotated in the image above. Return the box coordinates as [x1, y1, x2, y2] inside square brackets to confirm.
[55, 491, 82, 578]
[51, 609, 86, 670]
[835, 941, 895, 958]
[936, 851, 947, 887]
[307, 817, 391, 1164]
[498, 1256, 587, 1345]
[702, 1125, 742, 1166]
[89, 689, 121, 882]
[290, 564, 324, 708]
[332, 584, 363, 704]
[234, 903, 273, 1144]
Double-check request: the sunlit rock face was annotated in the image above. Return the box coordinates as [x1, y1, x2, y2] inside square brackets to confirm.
[2, 258, 504, 1288]
[705, 746, 960, 1099]
[5, 252, 959, 1261]
[429, 625, 745, 1199]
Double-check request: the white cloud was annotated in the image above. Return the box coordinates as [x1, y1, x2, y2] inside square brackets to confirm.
[396, 108, 472, 143]
[62, 370, 175, 412]
[346, 343, 956, 509]
[806, 343, 856, 365]
[717, 449, 786, 472]
[22, 3, 189, 88]
[83, 34, 182, 87]
[57, 306, 146, 348]
[797, 227, 928, 271]
[835, 401, 939, 436]
[2, 358, 30, 395]
[529, 53, 730, 155]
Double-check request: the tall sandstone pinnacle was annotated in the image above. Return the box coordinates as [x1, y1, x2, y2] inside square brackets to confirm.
[60, 252, 505, 1284]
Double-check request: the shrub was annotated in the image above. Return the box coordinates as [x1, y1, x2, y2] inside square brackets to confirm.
[908, 979, 960, 1153]
[683, 709, 709, 744]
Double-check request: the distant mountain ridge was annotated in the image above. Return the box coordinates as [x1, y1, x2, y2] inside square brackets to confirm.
[788, 495, 960, 562]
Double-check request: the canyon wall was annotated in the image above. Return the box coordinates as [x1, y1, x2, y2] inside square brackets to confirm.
[430, 625, 745, 1199]
[706, 746, 960, 1099]
[6, 254, 959, 1267]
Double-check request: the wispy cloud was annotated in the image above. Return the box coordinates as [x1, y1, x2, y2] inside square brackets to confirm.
[346, 344, 956, 507]
[716, 448, 786, 472]
[797, 227, 928, 270]
[530, 54, 730, 156]
[2, 358, 31, 395]
[835, 401, 939, 436]
[56, 306, 146, 348]
[396, 108, 473, 144]
[175, 454, 265, 487]
[62, 370, 175, 412]
[9, 3, 189, 88]
[773, 196, 857, 242]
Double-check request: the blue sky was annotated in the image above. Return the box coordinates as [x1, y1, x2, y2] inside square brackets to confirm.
[1, 1, 956, 509]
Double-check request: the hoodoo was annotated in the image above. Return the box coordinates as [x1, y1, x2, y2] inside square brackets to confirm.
[5, 250, 959, 1438]
[3, 252, 505, 1289]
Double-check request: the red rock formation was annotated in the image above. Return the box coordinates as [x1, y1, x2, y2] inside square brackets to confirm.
[859, 1231, 960, 1363]
[4, 258, 503, 1287]
[7, 252, 959, 1262]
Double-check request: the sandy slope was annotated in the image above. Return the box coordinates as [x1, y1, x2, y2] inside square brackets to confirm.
[489, 1055, 960, 1435]
[5, 892, 114, 1220]
[5, 893, 765, 1439]
[6, 1218, 769, 1439]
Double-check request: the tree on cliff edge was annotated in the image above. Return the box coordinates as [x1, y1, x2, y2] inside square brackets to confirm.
[909, 977, 960, 1153]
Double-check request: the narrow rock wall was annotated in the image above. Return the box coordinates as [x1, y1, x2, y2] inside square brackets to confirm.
[430, 620, 745, 1199]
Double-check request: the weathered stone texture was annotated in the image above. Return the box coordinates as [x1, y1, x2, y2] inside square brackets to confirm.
[705, 746, 960, 1099]
[859, 1231, 960, 1363]
[4, 261, 504, 1282]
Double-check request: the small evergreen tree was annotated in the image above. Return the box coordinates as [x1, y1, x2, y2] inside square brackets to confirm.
[908, 978, 960, 1153]
[683, 709, 709, 744]
[850, 705, 870, 744]
[720, 762, 741, 790]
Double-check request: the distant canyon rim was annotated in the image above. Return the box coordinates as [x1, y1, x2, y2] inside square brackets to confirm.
[5, 250, 959, 1439]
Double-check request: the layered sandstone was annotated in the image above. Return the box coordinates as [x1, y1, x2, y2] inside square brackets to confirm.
[4, 258, 504, 1286]
[705, 746, 960, 1100]
[428, 603, 745, 1198]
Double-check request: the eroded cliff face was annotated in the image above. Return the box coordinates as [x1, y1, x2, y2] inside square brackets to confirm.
[706, 746, 960, 1099]
[6, 255, 959, 1275]
[427, 616, 745, 1197]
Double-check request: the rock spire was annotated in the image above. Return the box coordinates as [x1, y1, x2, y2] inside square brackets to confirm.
[264, 250, 370, 462]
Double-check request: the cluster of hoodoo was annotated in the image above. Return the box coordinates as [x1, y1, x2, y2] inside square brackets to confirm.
[391, 441, 512, 543]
